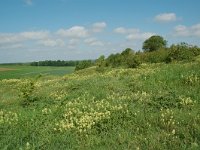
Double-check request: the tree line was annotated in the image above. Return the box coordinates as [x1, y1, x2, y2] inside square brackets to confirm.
[75, 35, 200, 71]
[30, 60, 86, 67]
[28, 35, 200, 71]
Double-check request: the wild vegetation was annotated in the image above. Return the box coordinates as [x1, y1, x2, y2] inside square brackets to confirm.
[75, 36, 200, 71]
[1, 36, 200, 149]
[1, 61, 200, 149]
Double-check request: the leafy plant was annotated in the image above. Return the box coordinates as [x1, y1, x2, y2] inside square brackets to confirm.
[18, 79, 38, 106]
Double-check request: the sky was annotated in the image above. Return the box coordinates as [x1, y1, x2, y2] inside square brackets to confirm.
[0, 0, 200, 63]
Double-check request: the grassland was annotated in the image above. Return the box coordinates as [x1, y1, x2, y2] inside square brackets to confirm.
[0, 65, 75, 80]
[0, 61, 200, 149]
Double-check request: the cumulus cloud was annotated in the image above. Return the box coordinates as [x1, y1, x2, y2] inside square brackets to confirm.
[114, 27, 127, 34]
[0, 31, 49, 45]
[68, 39, 79, 45]
[84, 38, 104, 46]
[154, 13, 177, 23]
[0, 33, 21, 44]
[38, 39, 65, 47]
[114, 27, 140, 34]
[126, 32, 155, 40]
[114, 27, 155, 40]
[24, 0, 33, 6]
[56, 26, 89, 38]
[0, 43, 23, 49]
[173, 23, 200, 37]
[20, 31, 49, 40]
[92, 22, 107, 33]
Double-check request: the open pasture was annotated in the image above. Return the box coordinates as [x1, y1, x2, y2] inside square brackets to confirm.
[0, 65, 75, 80]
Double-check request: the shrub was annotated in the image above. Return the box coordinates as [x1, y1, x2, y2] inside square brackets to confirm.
[75, 60, 93, 71]
[138, 49, 169, 63]
[18, 79, 37, 106]
[106, 53, 122, 67]
[166, 43, 196, 62]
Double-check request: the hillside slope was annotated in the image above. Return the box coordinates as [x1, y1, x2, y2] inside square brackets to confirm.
[0, 62, 200, 149]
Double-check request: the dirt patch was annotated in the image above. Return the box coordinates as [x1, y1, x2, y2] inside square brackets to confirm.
[0, 68, 16, 72]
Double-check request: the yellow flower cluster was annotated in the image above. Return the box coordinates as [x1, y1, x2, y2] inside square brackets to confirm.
[0, 110, 18, 125]
[160, 108, 176, 134]
[0, 79, 21, 84]
[50, 90, 67, 101]
[42, 107, 52, 115]
[179, 96, 196, 107]
[54, 96, 127, 133]
[133, 91, 151, 102]
[104, 67, 155, 79]
[182, 73, 200, 85]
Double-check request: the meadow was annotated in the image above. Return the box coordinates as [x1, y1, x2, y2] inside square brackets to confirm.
[0, 65, 75, 80]
[0, 61, 200, 149]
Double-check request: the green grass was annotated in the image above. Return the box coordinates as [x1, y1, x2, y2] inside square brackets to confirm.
[0, 62, 200, 149]
[0, 65, 75, 80]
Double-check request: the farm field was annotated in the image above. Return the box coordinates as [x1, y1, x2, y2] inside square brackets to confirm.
[0, 61, 200, 149]
[0, 65, 75, 80]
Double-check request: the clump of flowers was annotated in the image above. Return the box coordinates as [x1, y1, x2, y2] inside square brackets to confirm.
[0, 110, 18, 125]
[1, 79, 21, 84]
[50, 90, 68, 101]
[179, 96, 196, 107]
[159, 108, 176, 134]
[42, 107, 52, 115]
[54, 95, 127, 133]
[181, 73, 200, 85]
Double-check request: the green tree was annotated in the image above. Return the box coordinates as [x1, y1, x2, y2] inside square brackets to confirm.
[121, 48, 140, 68]
[166, 42, 196, 62]
[75, 60, 93, 71]
[95, 55, 105, 67]
[143, 35, 167, 52]
[106, 53, 122, 67]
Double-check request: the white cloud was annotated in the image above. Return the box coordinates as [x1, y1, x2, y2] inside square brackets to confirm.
[24, 0, 33, 6]
[154, 13, 177, 23]
[114, 27, 139, 34]
[114, 27, 127, 34]
[20, 31, 49, 40]
[68, 39, 79, 45]
[114, 27, 155, 40]
[0, 31, 49, 45]
[84, 38, 104, 46]
[126, 32, 155, 40]
[38, 39, 65, 47]
[56, 26, 89, 38]
[0, 33, 21, 44]
[173, 23, 200, 37]
[0, 43, 23, 49]
[92, 22, 107, 33]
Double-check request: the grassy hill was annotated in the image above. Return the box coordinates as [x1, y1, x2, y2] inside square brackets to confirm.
[0, 61, 200, 149]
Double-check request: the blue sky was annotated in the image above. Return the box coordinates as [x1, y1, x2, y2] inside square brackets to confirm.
[0, 0, 200, 63]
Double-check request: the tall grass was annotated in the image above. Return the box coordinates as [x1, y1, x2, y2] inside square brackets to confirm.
[0, 61, 200, 149]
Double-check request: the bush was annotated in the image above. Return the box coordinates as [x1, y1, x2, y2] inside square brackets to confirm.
[105, 48, 140, 68]
[138, 49, 169, 63]
[18, 79, 37, 106]
[106, 53, 122, 67]
[75, 60, 93, 71]
[166, 43, 197, 62]
[125, 55, 141, 68]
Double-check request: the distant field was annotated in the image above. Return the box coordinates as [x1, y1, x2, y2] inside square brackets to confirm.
[0, 65, 75, 79]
